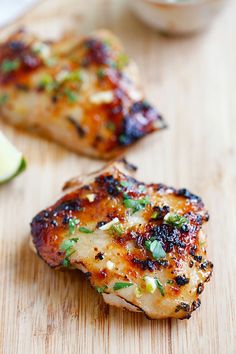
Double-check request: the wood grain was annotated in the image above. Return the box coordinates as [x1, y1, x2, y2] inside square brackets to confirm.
[0, 0, 235, 353]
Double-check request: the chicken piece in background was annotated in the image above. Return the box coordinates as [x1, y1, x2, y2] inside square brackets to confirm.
[0, 29, 165, 159]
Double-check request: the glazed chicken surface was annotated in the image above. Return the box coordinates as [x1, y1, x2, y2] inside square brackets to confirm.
[31, 160, 213, 319]
[0, 29, 165, 159]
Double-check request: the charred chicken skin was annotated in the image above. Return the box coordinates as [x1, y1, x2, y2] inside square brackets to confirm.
[0, 29, 165, 159]
[31, 160, 213, 319]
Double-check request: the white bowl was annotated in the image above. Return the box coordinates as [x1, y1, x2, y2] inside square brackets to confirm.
[128, 0, 228, 35]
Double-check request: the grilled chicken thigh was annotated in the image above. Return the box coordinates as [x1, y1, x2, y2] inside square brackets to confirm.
[31, 160, 213, 319]
[0, 29, 165, 159]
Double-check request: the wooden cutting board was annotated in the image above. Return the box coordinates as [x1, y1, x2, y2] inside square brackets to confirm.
[0, 1, 235, 353]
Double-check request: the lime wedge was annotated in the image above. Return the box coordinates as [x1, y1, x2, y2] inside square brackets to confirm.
[0, 132, 26, 184]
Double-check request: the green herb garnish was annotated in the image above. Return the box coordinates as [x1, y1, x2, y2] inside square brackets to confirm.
[78, 226, 94, 234]
[135, 286, 142, 298]
[120, 181, 130, 188]
[116, 53, 129, 70]
[151, 211, 160, 219]
[109, 223, 124, 236]
[64, 88, 77, 103]
[97, 68, 106, 79]
[0, 93, 8, 105]
[155, 278, 164, 296]
[56, 70, 83, 84]
[62, 248, 77, 267]
[1, 59, 20, 73]
[62, 258, 71, 267]
[67, 70, 83, 82]
[60, 237, 79, 267]
[138, 184, 146, 193]
[118, 134, 127, 145]
[60, 238, 79, 252]
[69, 218, 79, 235]
[166, 279, 174, 285]
[95, 285, 108, 293]
[164, 213, 189, 229]
[38, 74, 57, 91]
[123, 194, 150, 214]
[144, 240, 166, 260]
[106, 121, 116, 132]
[113, 282, 133, 291]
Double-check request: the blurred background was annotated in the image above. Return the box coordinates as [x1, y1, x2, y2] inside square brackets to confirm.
[1, 0, 38, 27]
[0, 0, 229, 35]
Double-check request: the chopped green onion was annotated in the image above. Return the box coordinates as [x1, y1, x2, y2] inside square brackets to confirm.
[90, 91, 113, 104]
[151, 211, 159, 219]
[68, 70, 83, 82]
[60, 238, 79, 253]
[97, 68, 106, 79]
[116, 53, 129, 70]
[120, 180, 130, 188]
[106, 260, 114, 270]
[62, 249, 76, 267]
[144, 240, 166, 260]
[164, 213, 189, 229]
[38, 74, 57, 91]
[1, 59, 20, 73]
[144, 276, 157, 294]
[113, 282, 133, 291]
[135, 286, 142, 298]
[56, 69, 83, 83]
[78, 226, 94, 234]
[123, 194, 150, 214]
[99, 218, 120, 231]
[60, 237, 79, 268]
[0, 93, 8, 105]
[143, 276, 165, 296]
[32, 42, 51, 58]
[138, 184, 146, 193]
[106, 121, 116, 132]
[95, 285, 108, 293]
[64, 88, 77, 103]
[119, 134, 127, 145]
[69, 218, 79, 235]
[155, 278, 165, 296]
[62, 258, 70, 267]
[109, 223, 124, 236]
[87, 193, 96, 202]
